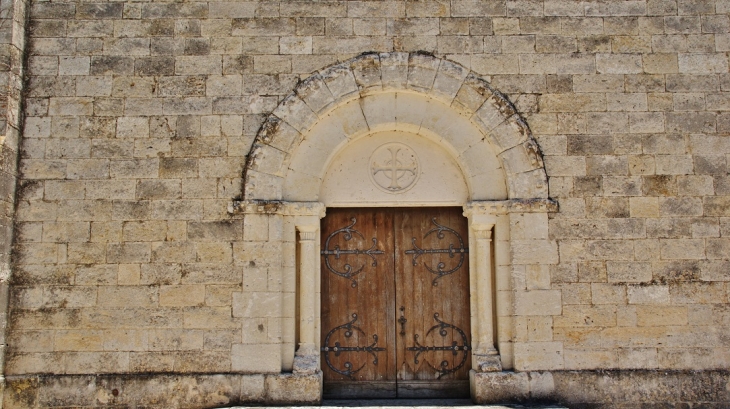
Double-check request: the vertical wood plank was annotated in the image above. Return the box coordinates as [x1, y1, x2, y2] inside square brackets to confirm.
[395, 207, 471, 382]
[320, 208, 395, 383]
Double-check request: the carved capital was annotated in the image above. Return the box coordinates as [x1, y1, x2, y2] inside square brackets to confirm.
[473, 229, 493, 240]
[298, 230, 317, 241]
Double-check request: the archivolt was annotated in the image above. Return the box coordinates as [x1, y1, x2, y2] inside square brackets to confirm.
[242, 52, 548, 202]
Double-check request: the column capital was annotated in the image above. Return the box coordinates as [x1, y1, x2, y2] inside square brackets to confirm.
[473, 229, 493, 240]
[469, 216, 496, 232]
[463, 203, 498, 229]
[298, 230, 317, 241]
[296, 221, 319, 241]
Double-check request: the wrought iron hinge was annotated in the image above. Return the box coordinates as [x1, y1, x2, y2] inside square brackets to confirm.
[405, 218, 469, 286]
[320, 217, 384, 287]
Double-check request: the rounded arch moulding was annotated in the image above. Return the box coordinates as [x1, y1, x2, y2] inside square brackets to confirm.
[234, 52, 553, 212]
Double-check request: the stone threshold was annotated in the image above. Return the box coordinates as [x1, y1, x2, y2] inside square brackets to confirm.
[222, 400, 567, 408]
[222, 406, 567, 408]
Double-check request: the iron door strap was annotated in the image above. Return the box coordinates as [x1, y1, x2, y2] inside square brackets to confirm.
[406, 313, 471, 379]
[321, 217, 385, 287]
[405, 218, 469, 286]
[321, 313, 386, 379]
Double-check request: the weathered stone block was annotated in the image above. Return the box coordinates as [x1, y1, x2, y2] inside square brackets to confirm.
[511, 238, 559, 264]
[98, 286, 156, 307]
[515, 342, 565, 371]
[240, 374, 265, 401]
[470, 371, 530, 403]
[628, 284, 670, 304]
[231, 344, 280, 373]
[516, 290, 562, 316]
[607, 261, 652, 283]
[660, 238, 706, 259]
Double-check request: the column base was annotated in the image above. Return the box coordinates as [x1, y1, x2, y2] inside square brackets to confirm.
[293, 350, 320, 375]
[473, 353, 503, 372]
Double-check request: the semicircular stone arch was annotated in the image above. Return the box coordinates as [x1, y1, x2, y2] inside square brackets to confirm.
[243, 52, 548, 203]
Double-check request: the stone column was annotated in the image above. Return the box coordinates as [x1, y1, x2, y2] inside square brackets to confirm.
[292, 209, 324, 374]
[473, 226, 496, 354]
[464, 203, 502, 372]
[470, 219, 502, 372]
[297, 225, 318, 355]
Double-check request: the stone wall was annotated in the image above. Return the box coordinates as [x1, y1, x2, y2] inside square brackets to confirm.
[5, 370, 729, 408]
[5, 0, 730, 407]
[4, 373, 321, 408]
[0, 0, 28, 394]
[473, 369, 730, 407]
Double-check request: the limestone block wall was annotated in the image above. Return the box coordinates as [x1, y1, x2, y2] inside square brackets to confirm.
[0, 0, 27, 388]
[4, 0, 730, 407]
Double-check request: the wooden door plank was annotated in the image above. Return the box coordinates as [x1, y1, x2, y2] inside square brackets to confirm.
[320, 208, 396, 386]
[394, 208, 471, 384]
[394, 210, 413, 380]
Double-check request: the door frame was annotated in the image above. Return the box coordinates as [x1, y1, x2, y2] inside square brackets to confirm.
[289, 202, 510, 383]
[318, 207, 475, 398]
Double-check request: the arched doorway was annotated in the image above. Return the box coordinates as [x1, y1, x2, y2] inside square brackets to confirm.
[316, 126, 478, 397]
[234, 52, 556, 402]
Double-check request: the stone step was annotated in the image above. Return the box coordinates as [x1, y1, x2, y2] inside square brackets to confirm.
[224, 406, 567, 408]
[224, 399, 568, 408]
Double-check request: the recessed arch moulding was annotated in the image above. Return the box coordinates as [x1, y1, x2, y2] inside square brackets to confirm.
[242, 52, 549, 203]
[231, 52, 558, 401]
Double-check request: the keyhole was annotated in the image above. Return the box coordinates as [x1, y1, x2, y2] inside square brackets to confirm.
[398, 306, 407, 336]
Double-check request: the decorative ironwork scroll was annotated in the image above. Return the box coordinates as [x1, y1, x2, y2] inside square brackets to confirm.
[321, 218, 384, 287]
[405, 218, 469, 286]
[321, 313, 386, 379]
[407, 313, 471, 379]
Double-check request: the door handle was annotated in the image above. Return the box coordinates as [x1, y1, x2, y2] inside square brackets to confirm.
[398, 306, 407, 336]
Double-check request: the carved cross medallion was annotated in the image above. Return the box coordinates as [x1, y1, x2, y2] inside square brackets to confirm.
[369, 143, 420, 193]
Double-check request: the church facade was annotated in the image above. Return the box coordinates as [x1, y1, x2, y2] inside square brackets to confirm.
[0, 0, 728, 408]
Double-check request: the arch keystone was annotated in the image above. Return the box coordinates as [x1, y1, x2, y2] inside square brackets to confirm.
[379, 52, 409, 90]
[407, 53, 441, 92]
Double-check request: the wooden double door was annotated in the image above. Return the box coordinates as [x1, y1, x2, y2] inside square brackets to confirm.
[320, 208, 471, 398]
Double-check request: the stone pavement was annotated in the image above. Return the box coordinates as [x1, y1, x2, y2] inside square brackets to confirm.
[222, 399, 568, 408]
[223, 406, 566, 409]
